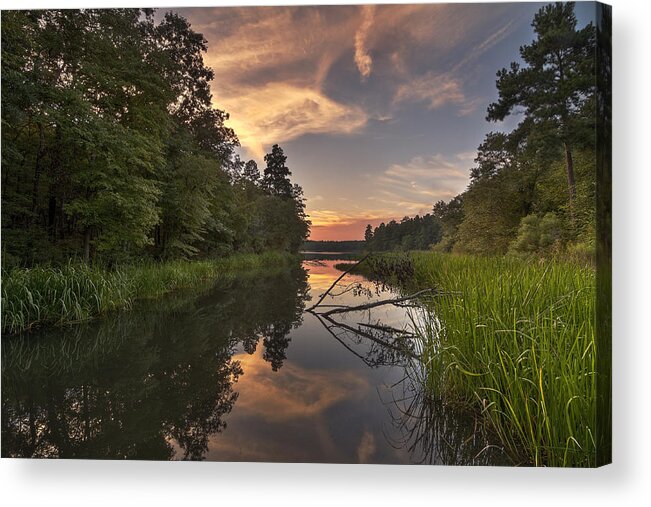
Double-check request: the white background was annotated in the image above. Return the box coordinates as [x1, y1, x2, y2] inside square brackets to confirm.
[1, 0, 649, 505]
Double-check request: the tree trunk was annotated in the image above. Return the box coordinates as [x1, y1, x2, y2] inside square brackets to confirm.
[564, 141, 576, 200]
[31, 123, 46, 219]
[83, 227, 91, 264]
[564, 140, 577, 226]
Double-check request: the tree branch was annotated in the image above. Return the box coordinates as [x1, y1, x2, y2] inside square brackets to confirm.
[319, 288, 439, 317]
[305, 253, 369, 312]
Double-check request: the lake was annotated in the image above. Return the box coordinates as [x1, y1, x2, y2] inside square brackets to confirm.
[1, 255, 508, 464]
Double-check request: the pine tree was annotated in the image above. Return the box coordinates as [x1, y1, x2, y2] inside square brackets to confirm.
[262, 144, 293, 198]
[486, 2, 595, 208]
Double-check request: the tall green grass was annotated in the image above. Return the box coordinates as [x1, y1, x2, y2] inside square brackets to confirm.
[1, 251, 295, 334]
[364, 252, 596, 467]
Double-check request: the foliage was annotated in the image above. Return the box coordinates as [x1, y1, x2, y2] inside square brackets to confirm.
[302, 240, 366, 252]
[509, 212, 564, 255]
[1, 9, 309, 268]
[428, 2, 597, 258]
[365, 214, 442, 252]
[431, 196, 464, 252]
[487, 1, 596, 205]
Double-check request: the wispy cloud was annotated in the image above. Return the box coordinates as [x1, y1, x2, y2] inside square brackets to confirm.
[193, 6, 365, 158]
[375, 154, 470, 215]
[392, 19, 517, 115]
[307, 153, 471, 239]
[354, 5, 376, 80]
[219, 82, 367, 158]
[183, 4, 520, 158]
[394, 74, 466, 110]
[452, 20, 516, 72]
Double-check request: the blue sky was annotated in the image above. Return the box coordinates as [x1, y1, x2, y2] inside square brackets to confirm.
[177, 2, 597, 239]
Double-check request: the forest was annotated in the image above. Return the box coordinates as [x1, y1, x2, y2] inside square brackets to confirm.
[302, 240, 365, 252]
[366, 2, 598, 260]
[1, 9, 310, 268]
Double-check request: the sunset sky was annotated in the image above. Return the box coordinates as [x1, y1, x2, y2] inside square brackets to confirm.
[177, 3, 596, 240]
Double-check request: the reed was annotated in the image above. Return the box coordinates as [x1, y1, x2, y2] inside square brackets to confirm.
[364, 252, 596, 467]
[1, 252, 295, 334]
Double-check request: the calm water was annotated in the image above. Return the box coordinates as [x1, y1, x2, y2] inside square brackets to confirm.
[1, 256, 508, 464]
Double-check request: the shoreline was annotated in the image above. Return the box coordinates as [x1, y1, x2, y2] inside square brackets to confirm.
[1, 251, 298, 335]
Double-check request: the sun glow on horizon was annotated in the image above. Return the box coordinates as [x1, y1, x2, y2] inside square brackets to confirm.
[180, 3, 533, 241]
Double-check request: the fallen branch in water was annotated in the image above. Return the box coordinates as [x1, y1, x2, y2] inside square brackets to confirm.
[328, 281, 365, 297]
[321, 314, 418, 360]
[319, 288, 438, 317]
[357, 322, 415, 336]
[306, 253, 369, 312]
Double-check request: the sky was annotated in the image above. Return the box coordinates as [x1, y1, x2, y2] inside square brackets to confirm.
[176, 2, 597, 240]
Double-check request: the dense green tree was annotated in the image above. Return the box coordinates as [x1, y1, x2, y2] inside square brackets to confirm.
[1, 9, 309, 266]
[242, 160, 260, 183]
[429, 2, 597, 257]
[366, 214, 441, 252]
[509, 212, 564, 255]
[262, 144, 293, 198]
[431, 196, 464, 252]
[486, 2, 596, 208]
[1, 9, 171, 264]
[364, 224, 374, 244]
[453, 174, 523, 255]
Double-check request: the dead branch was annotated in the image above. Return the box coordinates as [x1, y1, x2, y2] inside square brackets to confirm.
[306, 253, 369, 312]
[357, 322, 414, 336]
[314, 314, 380, 367]
[328, 281, 364, 297]
[321, 314, 418, 360]
[319, 288, 437, 317]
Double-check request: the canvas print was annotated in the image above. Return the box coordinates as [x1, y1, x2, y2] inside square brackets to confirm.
[1, 2, 611, 467]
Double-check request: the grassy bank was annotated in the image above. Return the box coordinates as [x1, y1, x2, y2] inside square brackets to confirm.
[1, 251, 296, 334]
[357, 252, 596, 467]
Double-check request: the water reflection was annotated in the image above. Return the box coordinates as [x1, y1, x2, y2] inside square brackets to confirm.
[382, 375, 508, 465]
[2, 257, 508, 464]
[2, 267, 308, 459]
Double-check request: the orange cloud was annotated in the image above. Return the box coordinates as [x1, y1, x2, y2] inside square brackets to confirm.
[354, 5, 376, 80]
[186, 4, 517, 158]
[196, 6, 366, 158]
[217, 83, 367, 159]
[233, 348, 369, 421]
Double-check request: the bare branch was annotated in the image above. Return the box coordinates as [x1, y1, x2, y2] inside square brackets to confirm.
[305, 253, 369, 312]
[320, 288, 437, 317]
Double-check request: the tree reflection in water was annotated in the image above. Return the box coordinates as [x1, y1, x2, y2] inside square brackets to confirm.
[3, 259, 510, 464]
[382, 376, 511, 466]
[311, 280, 511, 466]
[1, 266, 309, 459]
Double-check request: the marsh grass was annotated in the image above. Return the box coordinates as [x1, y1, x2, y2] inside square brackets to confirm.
[1, 251, 294, 334]
[362, 252, 596, 467]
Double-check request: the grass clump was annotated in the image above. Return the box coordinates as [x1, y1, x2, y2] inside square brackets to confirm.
[364, 252, 596, 467]
[1, 251, 294, 334]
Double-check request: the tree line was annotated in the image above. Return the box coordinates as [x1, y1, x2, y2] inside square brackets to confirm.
[302, 240, 365, 252]
[1, 9, 310, 267]
[366, 2, 598, 258]
[364, 215, 442, 252]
